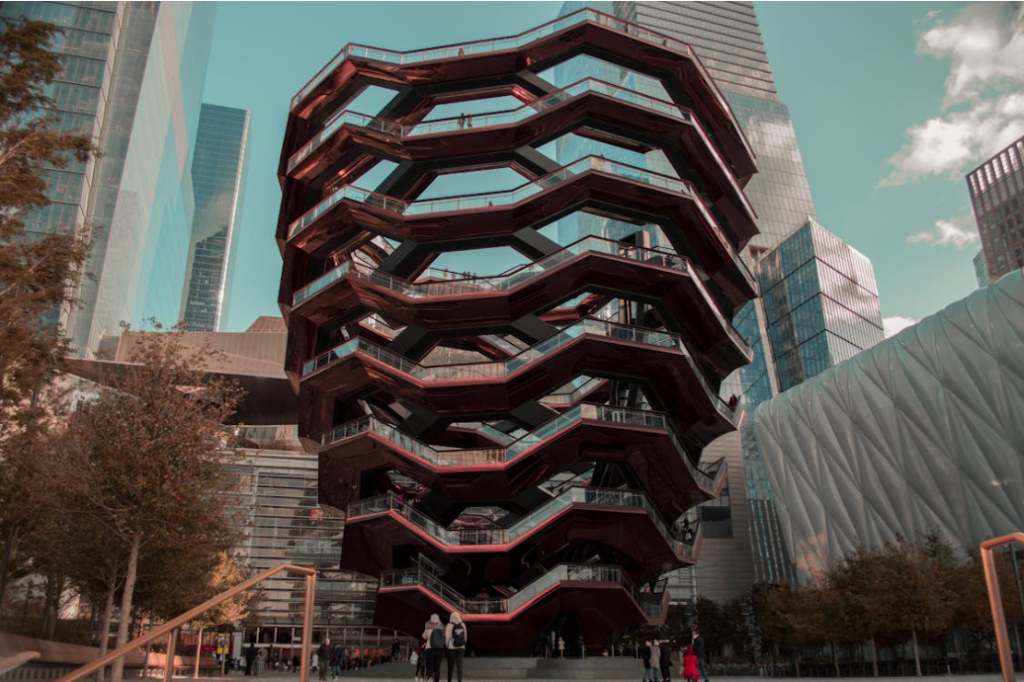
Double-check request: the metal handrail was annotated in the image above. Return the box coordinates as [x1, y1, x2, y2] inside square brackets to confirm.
[288, 7, 749, 160]
[324, 403, 722, 493]
[53, 564, 317, 682]
[980, 532, 1024, 682]
[291, 235, 749, 359]
[348, 486, 697, 559]
[0, 652, 40, 676]
[288, 77, 695, 171]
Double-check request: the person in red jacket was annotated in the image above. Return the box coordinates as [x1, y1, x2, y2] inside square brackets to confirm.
[681, 646, 698, 682]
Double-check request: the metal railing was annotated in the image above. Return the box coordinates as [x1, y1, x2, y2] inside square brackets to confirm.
[286, 77, 755, 227]
[304, 315, 738, 426]
[290, 236, 749, 359]
[981, 532, 1024, 682]
[288, 77, 694, 171]
[290, 8, 736, 121]
[286, 155, 756, 295]
[348, 486, 697, 559]
[323, 402, 724, 492]
[52, 565, 317, 682]
[306, 316, 670, 376]
[380, 559, 663, 619]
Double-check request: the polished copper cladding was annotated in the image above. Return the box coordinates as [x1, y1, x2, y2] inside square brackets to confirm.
[278, 9, 759, 653]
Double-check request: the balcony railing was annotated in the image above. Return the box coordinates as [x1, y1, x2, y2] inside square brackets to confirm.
[305, 314, 737, 425]
[380, 558, 665, 618]
[322, 402, 723, 493]
[286, 156, 756, 294]
[290, 7, 738, 129]
[288, 77, 694, 172]
[349, 486, 699, 562]
[290, 235, 750, 357]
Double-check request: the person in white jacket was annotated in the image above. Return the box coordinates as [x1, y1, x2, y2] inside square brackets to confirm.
[422, 614, 445, 682]
[444, 613, 467, 682]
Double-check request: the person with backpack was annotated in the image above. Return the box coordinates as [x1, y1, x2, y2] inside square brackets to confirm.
[445, 613, 467, 682]
[422, 614, 445, 682]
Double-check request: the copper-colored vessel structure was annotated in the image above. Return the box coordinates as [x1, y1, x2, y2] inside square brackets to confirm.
[278, 9, 758, 653]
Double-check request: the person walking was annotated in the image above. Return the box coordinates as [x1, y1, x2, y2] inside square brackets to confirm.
[641, 641, 652, 681]
[413, 646, 426, 682]
[659, 640, 672, 682]
[445, 613, 467, 682]
[244, 644, 257, 676]
[392, 637, 401, 662]
[650, 641, 662, 682]
[330, 643, 342, 680]
[691, 631, 708, 682]
[681, 646, 698, 682]
[317, 639, 332, 682]
[423, 614, 445, 682]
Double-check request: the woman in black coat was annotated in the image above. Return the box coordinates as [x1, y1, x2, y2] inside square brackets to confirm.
[659, 642, 672, 682]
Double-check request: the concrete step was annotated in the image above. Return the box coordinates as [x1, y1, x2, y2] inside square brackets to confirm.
[457, 657, 646, 679]
[534, 659, 639, 670]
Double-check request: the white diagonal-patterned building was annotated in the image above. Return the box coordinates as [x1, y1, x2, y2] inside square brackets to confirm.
[754, 269, 1024, 581]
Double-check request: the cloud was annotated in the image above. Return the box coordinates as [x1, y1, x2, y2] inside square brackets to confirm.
[907, 213, 979, 249]
[881, 3, 1024, 186]
[883, 316, 920, 338]
[880, 94, 1024, 185]
[919, 2, 1024, 104]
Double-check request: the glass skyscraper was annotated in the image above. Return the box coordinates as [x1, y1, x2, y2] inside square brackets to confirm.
[181, 104, 250, 332]
[0, 1, 216, 357]
[555, 1, 884, 596]
[759, 220, 884, 392]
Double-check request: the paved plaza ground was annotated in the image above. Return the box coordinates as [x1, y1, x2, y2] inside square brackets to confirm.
[216, 669, 1024, 682]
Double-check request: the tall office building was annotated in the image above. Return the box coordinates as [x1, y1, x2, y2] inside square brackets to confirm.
[0, 1, 216, 357]
[181, 104, 250, 332]
[759, 219, 884, 393]
[556, 2, 886, 597]
[968, 134, 1024, 284]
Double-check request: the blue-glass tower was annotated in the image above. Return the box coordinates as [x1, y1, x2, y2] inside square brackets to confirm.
[181, 104, 251, 332]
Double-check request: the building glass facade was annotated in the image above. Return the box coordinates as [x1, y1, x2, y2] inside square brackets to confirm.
[181, 104, 250, 332]
[228, 429, 378, 631]
[0, 2, 120, 241]
[0, 1, 216, 357]
[967, 135, 1024, 284]
[758, 220, 884, 392]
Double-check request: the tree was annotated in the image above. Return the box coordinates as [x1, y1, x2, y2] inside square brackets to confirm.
[825, 546, 894, 677]
[656, 603, 692, 651]
[46, 326, 243, 682]
[814, 581, 853, 678]
[952, 547, 1022, 654]
[0, 16, 95, 617]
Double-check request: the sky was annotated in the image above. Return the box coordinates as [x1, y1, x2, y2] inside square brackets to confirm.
[203, 1, 1024, 336]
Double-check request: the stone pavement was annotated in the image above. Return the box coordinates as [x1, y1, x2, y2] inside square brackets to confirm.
[215, 669, 1023, 682]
